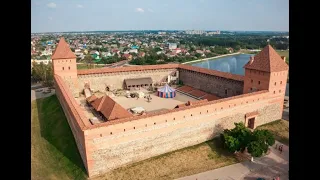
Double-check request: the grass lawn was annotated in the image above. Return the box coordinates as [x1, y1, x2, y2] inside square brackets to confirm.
[31, 95, 87, 180]
[92, 138, 242, 180]
[32, 95, 243, 180]
[257, 119, 289, 146]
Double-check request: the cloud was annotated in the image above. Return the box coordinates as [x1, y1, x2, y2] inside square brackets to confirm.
[77, 4, 83, 8]
[47, 2, 56, 8]
[135, 8, 144, 13]
[48, 17, 53, 20]
[147, 8, 154, 13]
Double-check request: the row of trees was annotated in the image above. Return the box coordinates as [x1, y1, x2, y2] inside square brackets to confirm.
[31, 61, 53, 87]
[220, 122, 275, 157]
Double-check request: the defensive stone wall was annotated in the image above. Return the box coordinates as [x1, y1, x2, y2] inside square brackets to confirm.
[54, 75, 90, 172]
[83, 90, 283, 177]
[77, 68, 178, 92]
[179, 68, 244, 98]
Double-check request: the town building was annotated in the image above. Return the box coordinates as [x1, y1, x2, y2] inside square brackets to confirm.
[52, 37, 288, 177]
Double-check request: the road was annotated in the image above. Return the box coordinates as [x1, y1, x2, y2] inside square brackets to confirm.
[31, 87, 55, 102]
[177, 141, 289, 180]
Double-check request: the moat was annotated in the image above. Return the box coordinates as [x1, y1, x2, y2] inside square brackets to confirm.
[191, 54, 289, 96]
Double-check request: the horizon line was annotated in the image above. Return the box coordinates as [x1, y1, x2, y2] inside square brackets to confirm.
[32, 30, 289, 34]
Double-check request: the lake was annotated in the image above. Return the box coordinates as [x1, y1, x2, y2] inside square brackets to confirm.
[190, 54, 289, 96]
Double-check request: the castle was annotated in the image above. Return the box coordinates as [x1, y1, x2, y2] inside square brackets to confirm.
[52, 37, 288, 177]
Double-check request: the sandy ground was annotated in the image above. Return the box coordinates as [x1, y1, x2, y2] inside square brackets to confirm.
[112, 91, 197, 112]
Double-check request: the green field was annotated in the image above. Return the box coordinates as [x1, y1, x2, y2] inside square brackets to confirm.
[32, 96, 245, 180]
[31, 96, 87, 180]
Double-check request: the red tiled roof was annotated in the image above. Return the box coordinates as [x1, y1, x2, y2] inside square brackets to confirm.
[90, 95, 133, 121]
[175, 99, 208, 108]
[176, 85, 194, 93]
[188, 89, 207, 98]
[244, 45, 289, 72]
[86, 95, 98, 103]
[51, 37, 76, 60]
[201, 94, 220, 101]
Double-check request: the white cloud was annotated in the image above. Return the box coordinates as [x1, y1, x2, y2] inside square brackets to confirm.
[47, 2, 56, 8]
[77, 4, 83, 8]
[147, 8, 154, 13]
[48, 17, 53, 20]
[135, 8, 144, 13]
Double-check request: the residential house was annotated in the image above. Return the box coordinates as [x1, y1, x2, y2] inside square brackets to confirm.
[122, 54, 132, 60]
[138, 52, 145, 57]
[129, 49, 138, 54]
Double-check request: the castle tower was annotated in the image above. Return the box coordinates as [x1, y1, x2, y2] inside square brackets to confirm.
[52, 37, 79, 97]
[243, 45, 289, 95]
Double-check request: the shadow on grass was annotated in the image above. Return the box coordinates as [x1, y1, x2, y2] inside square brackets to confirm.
[35, 95, 87, 179]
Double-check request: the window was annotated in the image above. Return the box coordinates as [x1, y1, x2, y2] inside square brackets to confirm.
[258, 81, 260, 85]
[165, 120, 167, 122]
[207, 110, 208, 113]
[68, 66, 70, 70]
[70, 60, 71, 62]
[173, 118, 175, 120]
[221, 107, 223, 110]
[250, 88, 253, 91]
[62, 67, 64, 70]
[145, 124, 147, 127]
[110, 132, 112, 135]
[100, 134, 102, 137]
[200, 112, 201, 114]
[134, 127, 135, 129]
[225, 89, 228, 95]
[251, 79, 253, 83]
[183, 116, 185, 118]
[279, 90, 281, 93]
[274, 82, 276, 85]
[154, 122, 156, 125]
[191, 114, 193, 116]
[273, 91, 275, 94]
[280, 81, 282, 85]
[124, 129, 126, 131]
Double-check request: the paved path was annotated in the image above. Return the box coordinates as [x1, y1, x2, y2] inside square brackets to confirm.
[31, 87, 55, 102]
[177, 141, 288, 180]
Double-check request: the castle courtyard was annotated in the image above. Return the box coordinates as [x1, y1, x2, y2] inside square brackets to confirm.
[112, 91, 198, 112]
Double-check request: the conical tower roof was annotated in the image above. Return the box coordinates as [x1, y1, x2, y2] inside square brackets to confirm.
[243, 45, 288, 72]
[51, 37, 76, 60]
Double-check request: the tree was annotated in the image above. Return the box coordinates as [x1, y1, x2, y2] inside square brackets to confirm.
[221, 122, 252, 153]
[247, 129, 275, 157]
[31, 61, 53, 87]
[220, 123, 275, 157]
[84, 54, 93, 69]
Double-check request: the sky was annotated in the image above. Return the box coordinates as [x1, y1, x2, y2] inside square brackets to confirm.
[31, 0, 289, 33]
